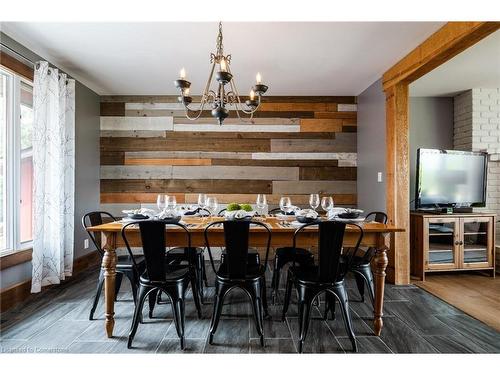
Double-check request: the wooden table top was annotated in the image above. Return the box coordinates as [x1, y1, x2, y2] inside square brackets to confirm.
[87, 216, 405, 234]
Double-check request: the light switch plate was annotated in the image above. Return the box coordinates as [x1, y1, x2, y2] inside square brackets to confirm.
[84, 239, 89, 249]
[377, 172, 383, 182]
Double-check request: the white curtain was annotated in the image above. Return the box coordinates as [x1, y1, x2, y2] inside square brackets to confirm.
[31, 61, 75, 293]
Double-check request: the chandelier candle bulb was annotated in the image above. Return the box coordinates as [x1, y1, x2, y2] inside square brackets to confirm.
[256, 72, 262, 84]
[246, 89, 258, 108]
[180, 68, 186, 79]
[220, 58, 227, 72]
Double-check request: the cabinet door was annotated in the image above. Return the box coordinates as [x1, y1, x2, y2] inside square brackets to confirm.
[424, 218, 460, 270]
[460, 217, 494, 269]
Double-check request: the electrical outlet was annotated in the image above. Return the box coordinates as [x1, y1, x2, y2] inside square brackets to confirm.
[84, 239, 89, 249]
[377, 172, 383, 182]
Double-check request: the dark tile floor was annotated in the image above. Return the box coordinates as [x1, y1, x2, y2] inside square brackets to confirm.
[1, 265, 499, 354]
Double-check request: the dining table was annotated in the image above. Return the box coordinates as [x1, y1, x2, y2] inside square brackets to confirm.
[86, 215, 404, 339]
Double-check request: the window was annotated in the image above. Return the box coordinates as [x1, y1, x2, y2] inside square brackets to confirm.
[0, 67, 34, 254]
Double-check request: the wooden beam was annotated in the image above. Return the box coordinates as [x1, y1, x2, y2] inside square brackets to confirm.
[383, 22, 500, 90]
[0, 249, 32, 270]
[0, 51, 34, 81]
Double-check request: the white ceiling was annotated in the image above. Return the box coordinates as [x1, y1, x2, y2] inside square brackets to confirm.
[410, 30, 500, 97]
[1, 22, 445, 96]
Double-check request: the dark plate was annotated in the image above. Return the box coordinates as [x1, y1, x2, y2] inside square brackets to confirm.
[338, 212, 360, 219]
[161, 217, 181, 223]
[296, 216, 319, 223]
[129, 214, 149, 220]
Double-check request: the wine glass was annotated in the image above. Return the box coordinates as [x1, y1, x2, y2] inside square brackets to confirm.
[206, 197, 218, 219]
[279, 196, 292, 214]
[256, 194, 267, 215]
[157, 194, 166, 213]
[309, 193, 320, 211]
[321, 196, 334, 213]
[166, 195, 177, 211]
[197, 193, 207, 213]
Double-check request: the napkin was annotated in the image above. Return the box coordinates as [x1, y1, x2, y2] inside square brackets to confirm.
[296, 209, 319, 219]
[224, 209, 252, 220]
[122, 208, 155, 216]
[157, 209, 181, 220]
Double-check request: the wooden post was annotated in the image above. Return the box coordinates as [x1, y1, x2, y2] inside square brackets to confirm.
[102, 231, 117, 338]
[385, 82, 410, 285]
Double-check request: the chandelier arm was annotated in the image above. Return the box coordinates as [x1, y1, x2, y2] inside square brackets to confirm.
[181, 61, 217, 120]
[226, 65, 261, 117]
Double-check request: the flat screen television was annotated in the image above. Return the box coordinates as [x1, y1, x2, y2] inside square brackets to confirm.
[415, 148, 488, 209]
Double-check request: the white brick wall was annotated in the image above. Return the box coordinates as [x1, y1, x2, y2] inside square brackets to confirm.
[454, 88, 500, 239]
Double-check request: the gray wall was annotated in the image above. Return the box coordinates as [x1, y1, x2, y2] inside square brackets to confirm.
[0, 32, 100, 290]
[357, 79, 387, 213]
[409, 97, 454, 209]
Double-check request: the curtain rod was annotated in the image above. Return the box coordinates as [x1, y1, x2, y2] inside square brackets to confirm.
[0, 42, 73, 79]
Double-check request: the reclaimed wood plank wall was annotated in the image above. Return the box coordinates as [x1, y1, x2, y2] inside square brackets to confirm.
[100, 96, 357, 214]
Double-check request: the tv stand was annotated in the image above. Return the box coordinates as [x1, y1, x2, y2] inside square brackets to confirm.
[416, 207, 474, 214]
[410, 212, 496, 280]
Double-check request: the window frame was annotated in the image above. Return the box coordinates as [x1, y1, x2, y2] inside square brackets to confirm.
[1, 66, 34, 255]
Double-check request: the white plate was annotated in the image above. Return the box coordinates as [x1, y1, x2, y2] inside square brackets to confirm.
[275, 213, 295, 220]
[290, 220, 319, 227]
[332, 217, 366, 223]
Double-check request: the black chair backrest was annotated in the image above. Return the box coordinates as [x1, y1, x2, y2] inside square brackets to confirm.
[122, 220, 192, 282]
[217, 208, 227, 216]
[293, 221, 363, 283]
[82, 211, 117, 257]
[204, 220, 271, 279]
[365, 211, 388, 224]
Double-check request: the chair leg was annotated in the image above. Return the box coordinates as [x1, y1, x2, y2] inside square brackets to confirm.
[323, 292, 336, 320]
[123, 270, 138, 305]
[114, 272, 124, 301]
[171, 295, 186, 350]
[271, 255, 280, 305]
[148, 289, 159, 319]
[196, 253, 205, 304]
[353, 272, 366, 302]
[247, 282, 265, 347]
[128, 285, 149, 349]
[201, 253, 209, 287]
[209, 281, 229, 344]
[89, 269, 105, 320]
[190, 270, 203, 319]
[332, 285, 357, 352]
[297, 298, 313, 354]
[358, 266, 375, 306]
[260, 277, 269, 318]
[282, 272, 294, 322]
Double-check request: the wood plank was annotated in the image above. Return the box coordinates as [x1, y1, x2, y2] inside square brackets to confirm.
[124, 158, 212, 166]
[101, 165, 299, 181]
[100, 151, 124, 165]
[100, 193, 186, 204]
[338, 104, 358, 112]
[314, 112, 357, 120]
[101, 95, 357, 104]
[100, 130, 166, 138]
[385, 82, 410, 285]
[258, 102, 329, 111]
[299, 118, 343, 132]
[271, 134, 356, 153]
[172, 124, 300, 133]
[125, 109, 315, 119]
[0, 52, 33, 80]
[164, 131, 334, 139]
[100, 137, 271, 152]
[299, 167, 357, 181]
[100, 102, 125, 116]
[100, 116, 173, 131]
[211, 159, 340, 167]
[272, 180, 357, 194]
[125, 151, 253, 159]
[251, 152, 357, 162]
[342, 125, 357, 133]
[172, 165, 299, 181]
[101, 179, 272, 194]
[383, 22, 500, 90]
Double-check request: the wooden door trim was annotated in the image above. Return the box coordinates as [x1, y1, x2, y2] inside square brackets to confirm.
[382, 22, 500, 284]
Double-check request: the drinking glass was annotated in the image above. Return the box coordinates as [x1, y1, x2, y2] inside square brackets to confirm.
[256, 194, 267, 214]
[321, 196, 334, 212]
[166, 195, 177, 211]
[206, 197, 218, 218]
[157, 194, 166, 213]
[309, 193, 320, 211]
[279, 196, 292, 214]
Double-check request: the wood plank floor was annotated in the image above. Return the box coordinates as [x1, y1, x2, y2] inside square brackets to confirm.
[1, 265, 499, 354]
[416, 272, 500, 332]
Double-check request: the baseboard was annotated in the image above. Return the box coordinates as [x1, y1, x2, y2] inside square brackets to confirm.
[0, 251, 101, 313]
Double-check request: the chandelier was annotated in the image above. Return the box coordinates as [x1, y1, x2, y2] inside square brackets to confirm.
[174, 22, 268, 125]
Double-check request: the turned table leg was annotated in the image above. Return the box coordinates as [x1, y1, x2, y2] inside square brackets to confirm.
[102, 232, 117, 338]
[372, 235, 389, 336]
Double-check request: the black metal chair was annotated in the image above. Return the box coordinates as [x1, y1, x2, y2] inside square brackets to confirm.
[269, 209, 314, 304]
[282, 221, 363, 353]
[217, 208, 227, 216]
[348, 211, 387, 305]
[204, 220, 271, 347]
[122, 220, 202, 350]
[82, 211, 145, 320]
